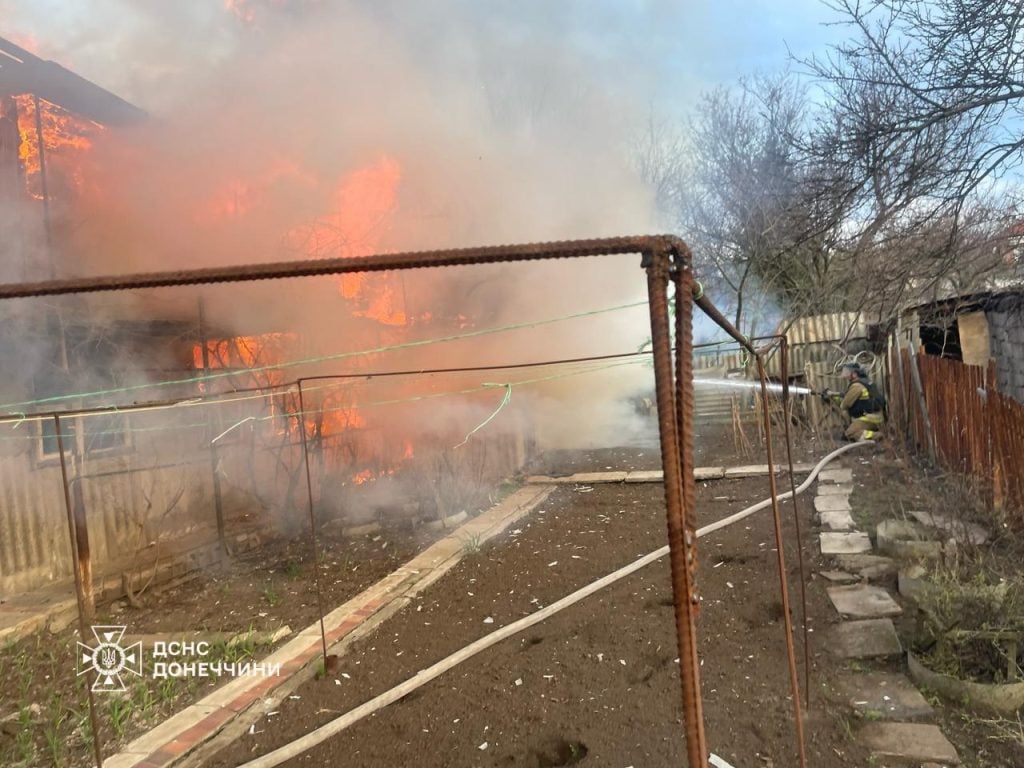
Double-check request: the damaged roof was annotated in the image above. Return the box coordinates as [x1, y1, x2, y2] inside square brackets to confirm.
[0, 35, 145, 125]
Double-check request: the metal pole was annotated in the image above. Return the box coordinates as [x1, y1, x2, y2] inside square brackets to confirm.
[55, 414, 104, 768]
[755, 357, 809, 768]
[198, 297, 228, 556]
[646, 247, 707, 768]
[892, 325, 909, 440]
[906, 342, 937, 461]
[779, 336, 812, 710]
[297, 380, 329, 665]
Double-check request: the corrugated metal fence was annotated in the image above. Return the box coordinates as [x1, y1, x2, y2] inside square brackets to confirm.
[888, 347, 1024, 522]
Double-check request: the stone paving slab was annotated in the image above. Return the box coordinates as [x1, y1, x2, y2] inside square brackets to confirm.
[103, 483, 556, 768]
[818, 570, 859, 584]
[721, 462, 815, 478]
[836, 671, 934, 720]
[528, 463, 817, 486]
[524, 471, 629, 484]
[827, 584, 903, 619]
[860, 723, 960, 764]
[814, 494, 852, 513]
[820, 531, 872, 555]
[816, 483, 854, 496]
[831, 618, 903, 658]
[694, 467, 726, 480]
[819, 510, 856, 531]
[835, 554, 898, 581]
[625, 469, 664, 483]
[818, 468, 853, 484]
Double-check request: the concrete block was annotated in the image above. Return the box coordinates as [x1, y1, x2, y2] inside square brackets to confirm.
[694, 467, 726, 480]
[818, 468, 853, 483]
[908, 509, 990, 545]
[826, 584, 902, 619]
[815, 495, 852, 513]
[723, 465, 771, 478]
[819, 509, 857, 531]
[567, 471, 628, 484]
[820, 531, 872, 555]
[816, 483, 854, 496]
[837, 671, 935, 720]
[835, 554, 898, 582]
[831, 618, 903, 659]
[625, 470, 663, 483]
[818, 570, 859, 584]
[876, 519, 942, 560]
[860, 723, 960, 765]
[898, 564, 930, 600]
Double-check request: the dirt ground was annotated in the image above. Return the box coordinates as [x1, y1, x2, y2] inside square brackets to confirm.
[0, 503, 451, 767]
[8, 413, 1021, 767]
[209, 453, 873, 768]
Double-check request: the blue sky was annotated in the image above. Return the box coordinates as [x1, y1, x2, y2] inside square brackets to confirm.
[2, 0, 850, 111]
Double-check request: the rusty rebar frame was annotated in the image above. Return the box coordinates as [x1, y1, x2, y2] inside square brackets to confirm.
[0, 236, 815, 768]
[296, 379, 331, 667]
[691, 299, 809, 768]
[745, 332, 813, 710]
[55, 415, 105, 768]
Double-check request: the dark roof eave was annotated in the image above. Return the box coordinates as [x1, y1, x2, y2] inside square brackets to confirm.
[0, 35, 145, 125]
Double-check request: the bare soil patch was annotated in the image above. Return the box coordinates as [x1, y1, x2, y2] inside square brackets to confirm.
[209, 471, 871, 767]
[0, 514, 449, 767]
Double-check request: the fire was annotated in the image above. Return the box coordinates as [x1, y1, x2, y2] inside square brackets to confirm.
[289, 155, 406, 326]
[195, 158, 317, 223]
[351, 469, 374, 485]
[13, 94, 99, 199]
[193, 332, 299, 389]
[191, 332, 370, 439]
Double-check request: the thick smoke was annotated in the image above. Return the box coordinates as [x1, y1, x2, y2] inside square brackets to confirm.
[4, 0, 692, 450]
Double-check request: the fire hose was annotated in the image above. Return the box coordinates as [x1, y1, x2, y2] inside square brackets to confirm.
[232, 440, 870, 768]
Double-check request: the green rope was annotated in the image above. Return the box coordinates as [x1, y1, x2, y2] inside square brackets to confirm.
[0, 358, 645, 443]
[454, 383, 512, 448]
[0, 300, 647, 414]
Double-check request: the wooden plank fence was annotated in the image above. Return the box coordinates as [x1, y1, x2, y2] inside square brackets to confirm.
[887, 345, 1024, 524]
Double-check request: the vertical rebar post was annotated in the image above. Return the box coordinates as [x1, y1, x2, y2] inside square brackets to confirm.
[779, 336, 811, 710]
[297, 381, 329, 663]
[755, 357, 808, 768]
[55, 415, 104, 768]
[646, 246, 708, 768]
[198, 297, 228, 556]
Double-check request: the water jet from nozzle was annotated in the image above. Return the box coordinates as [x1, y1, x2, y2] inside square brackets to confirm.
[693, 378, 814, 396]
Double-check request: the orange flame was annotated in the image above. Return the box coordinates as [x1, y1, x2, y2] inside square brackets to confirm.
[351, 469, 374, 485]
[287, 155, 406, 325]
[13, 94, 99, 199]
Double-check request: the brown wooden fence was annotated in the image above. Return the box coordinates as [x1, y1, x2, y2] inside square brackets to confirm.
[887, 346, 1024, 522]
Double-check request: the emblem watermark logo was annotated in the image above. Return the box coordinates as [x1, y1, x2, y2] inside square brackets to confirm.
[77, 624, 282, 688]
[77, 625, 143, 692]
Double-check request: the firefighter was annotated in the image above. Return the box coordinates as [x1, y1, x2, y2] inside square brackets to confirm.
[822, 363, 885, 441]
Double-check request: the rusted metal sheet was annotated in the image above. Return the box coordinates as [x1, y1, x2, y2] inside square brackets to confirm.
[0, 414, 216, 597]
[887, 348, 1024, 524]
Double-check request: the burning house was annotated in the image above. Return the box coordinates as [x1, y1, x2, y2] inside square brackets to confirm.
[0, 36, 534, 607]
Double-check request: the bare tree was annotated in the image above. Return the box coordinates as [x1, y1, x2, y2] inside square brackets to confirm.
[798, 1, 1024, 315]
[674, 74, 843, 332]
[806, 0, 1024, 228]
